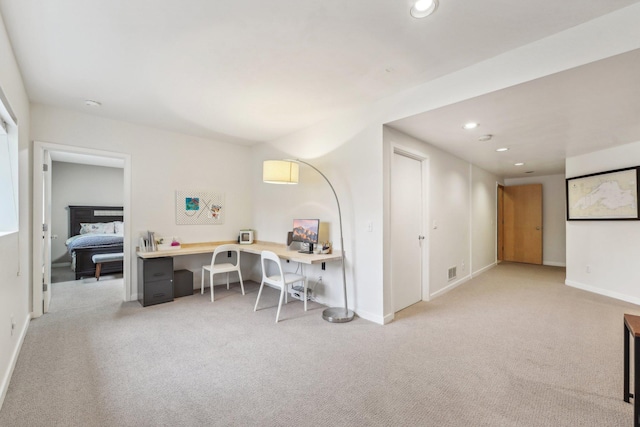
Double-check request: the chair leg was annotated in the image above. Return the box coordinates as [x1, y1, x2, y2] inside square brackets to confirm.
[95, 263, 102, 281]
[201, 267, 205, 294]
[210, 271, 215, 302]
[238, 269, 245, 295]
[226, 272, 230, 290]
[254, 280, 265, 311]
[275, 286, 285, 323]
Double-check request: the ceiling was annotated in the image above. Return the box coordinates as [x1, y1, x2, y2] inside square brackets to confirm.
[389, 48, 640, 178]
[1, 1, 640, 177]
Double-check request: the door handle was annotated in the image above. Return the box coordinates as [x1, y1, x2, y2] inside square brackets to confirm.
[418, 236, 425, 240]
[535, 226, 541, 230]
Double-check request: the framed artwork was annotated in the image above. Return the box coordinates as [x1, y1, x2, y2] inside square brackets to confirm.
[176, 190, 225, 225]
[566, 167, 640, 220]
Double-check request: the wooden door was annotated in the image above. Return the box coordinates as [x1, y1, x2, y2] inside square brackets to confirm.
[503, 184, 542, 265]
[497, 184, 504, 261]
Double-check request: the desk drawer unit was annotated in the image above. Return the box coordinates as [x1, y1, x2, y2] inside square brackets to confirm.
[138, 257, 174, 307]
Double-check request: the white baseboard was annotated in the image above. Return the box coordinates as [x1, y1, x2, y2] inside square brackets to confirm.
[353, 308, 384, 325]
[544, 261, 566, 267]
[430, 273, 472, 299]
[0, 313, 30, 411]
[472, 262, 497, 277]
[565, 279, 640, 306]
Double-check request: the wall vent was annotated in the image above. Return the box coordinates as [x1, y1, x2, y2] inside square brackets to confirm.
[448, 266, 457, 281]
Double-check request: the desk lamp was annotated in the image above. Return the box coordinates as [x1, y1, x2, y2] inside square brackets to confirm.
[263, 159, 355, 323]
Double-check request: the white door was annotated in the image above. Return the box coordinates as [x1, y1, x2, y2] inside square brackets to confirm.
[391, 151, 424, 312]
[43, 150, 52, 312]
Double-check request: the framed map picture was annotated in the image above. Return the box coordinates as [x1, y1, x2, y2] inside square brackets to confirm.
[566, 167, 640, 220]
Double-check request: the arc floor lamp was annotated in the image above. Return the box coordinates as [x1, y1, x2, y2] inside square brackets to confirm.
[263, 159, 355, 323]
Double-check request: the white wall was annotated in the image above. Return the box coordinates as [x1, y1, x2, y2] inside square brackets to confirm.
[51, 162, 124, 263]
[472, 165, 500, 274]
[566, 141, 640, 304]
[0, 9, 31, 411]
[30, 104, 254, 295]
[505, 174, 566, 267]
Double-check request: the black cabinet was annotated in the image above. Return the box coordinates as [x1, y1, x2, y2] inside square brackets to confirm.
[138, 257, 174, 307]
[174, 269, 194, 298]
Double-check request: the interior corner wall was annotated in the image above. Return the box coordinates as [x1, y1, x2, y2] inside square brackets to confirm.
[566, 140, 640, 304]
[0, 7, 31, 410]
[51, 162, 124, 263]
[30, 104, 254, 298]
[505, 174, 566, 267]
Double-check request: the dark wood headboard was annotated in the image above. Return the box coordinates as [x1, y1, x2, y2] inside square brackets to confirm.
[68, 205, 124, 237]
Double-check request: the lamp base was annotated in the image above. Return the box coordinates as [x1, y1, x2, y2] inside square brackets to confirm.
[322, 307, 355, 323]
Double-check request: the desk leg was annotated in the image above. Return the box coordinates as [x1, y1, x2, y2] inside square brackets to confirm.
[626, 323, 631, 403]
[636, 336, 640, 427]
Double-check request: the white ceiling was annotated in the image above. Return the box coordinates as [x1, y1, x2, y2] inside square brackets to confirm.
[1, 0, 640, 176]
[389, 48, 640, 178]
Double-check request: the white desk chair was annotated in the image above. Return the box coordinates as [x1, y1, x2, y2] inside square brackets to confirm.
[201, 244, 245, 302]
[254, 250, 307, 323]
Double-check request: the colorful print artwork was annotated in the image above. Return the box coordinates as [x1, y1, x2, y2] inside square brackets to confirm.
[185, 198, 199, 211]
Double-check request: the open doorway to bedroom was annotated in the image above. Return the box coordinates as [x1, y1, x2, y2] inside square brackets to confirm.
[32, 141, 131, 318]
[50, 162, 124, 284]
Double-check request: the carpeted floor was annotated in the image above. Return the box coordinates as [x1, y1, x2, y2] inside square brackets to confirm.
[0, 262, 637, 426]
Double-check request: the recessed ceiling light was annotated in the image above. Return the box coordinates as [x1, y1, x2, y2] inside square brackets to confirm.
[496, 147, 509, 152]
[463, 122, 479, 130]
[514, 162, 525, 166]
[410, 0, 438, 18]
[478, 134, 492, 142]
[84, 100, 102, 107]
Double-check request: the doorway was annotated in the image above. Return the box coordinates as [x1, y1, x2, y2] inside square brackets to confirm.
[497, 183, 543, 265]
[32, 141, 131, 317]
[391, 148, 428, 312]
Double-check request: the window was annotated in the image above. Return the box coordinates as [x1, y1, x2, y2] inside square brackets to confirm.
[0, 88, 18, 236]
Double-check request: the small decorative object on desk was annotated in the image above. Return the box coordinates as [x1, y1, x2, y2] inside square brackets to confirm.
[321, 242, 331, 254]
[139, 231, 158, 252]
[147, 231, 157, 251]
[157, 236, 180, 250]
[156, 238, 171, 251]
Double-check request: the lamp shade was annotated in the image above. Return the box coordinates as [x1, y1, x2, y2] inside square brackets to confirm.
[263, 160, 299, 184]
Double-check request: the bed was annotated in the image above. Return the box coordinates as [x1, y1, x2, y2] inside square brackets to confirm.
[66, 205, 124, 280]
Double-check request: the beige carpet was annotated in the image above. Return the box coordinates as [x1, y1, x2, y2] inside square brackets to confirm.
[0, 262, 636, 426]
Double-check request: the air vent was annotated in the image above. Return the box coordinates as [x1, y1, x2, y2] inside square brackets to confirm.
[448, 266, 457, 281]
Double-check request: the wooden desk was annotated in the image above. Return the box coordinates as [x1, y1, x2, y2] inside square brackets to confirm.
[624, 313, 640, 427]
[136, 240, 342, 269]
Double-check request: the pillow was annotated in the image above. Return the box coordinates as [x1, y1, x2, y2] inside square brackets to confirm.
[79, 222, 115, 235]
[114, 221, 124, 235]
